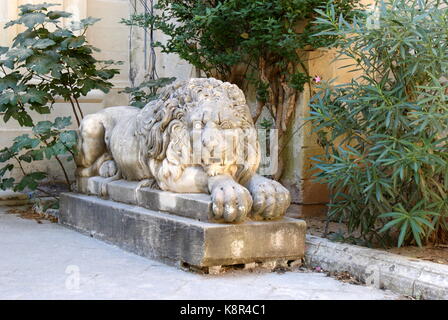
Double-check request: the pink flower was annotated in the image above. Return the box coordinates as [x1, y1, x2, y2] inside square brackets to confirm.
[313, 75, 322, 83]
[315, 266, 322, 272]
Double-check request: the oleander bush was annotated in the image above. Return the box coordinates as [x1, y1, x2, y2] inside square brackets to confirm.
[309, 0, 448, 247]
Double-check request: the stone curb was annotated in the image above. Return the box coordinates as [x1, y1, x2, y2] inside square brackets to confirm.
[304, 235, 448, 300]
[0, 199, 33, 206]
[0, 190, 57, 206]
[0, 196, 55, 207]
[0, 190, 29, 206]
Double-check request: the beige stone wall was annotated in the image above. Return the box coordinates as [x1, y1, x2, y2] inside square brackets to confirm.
[0, 0, 131, 182]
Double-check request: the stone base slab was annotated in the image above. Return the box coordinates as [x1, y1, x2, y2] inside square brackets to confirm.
[60, 193, 306, 268]
[77, 177, 213, 221]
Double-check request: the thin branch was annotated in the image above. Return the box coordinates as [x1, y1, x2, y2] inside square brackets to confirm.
[13, 156, 27, 176]
[53, 154, 72, 192]
[68, 97, 81, 127]
[40, 137, 73, 192]
[35, 187, 59, 200]
[73, 97, 84, 119]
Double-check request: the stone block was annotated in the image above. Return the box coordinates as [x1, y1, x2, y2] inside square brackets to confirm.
[60, 193, 306, 268]
[77, 177, 213, 221]
[77, 176, 104, 195]
[138, 188, 212, 222]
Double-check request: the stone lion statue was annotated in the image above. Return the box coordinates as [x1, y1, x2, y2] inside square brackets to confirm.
[75, 78, 290, 222]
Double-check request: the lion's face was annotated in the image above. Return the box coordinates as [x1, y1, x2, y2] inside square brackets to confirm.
[166, 97, 259, 180]
[187, 98, 251, 130]
[137, 78, 260, 184]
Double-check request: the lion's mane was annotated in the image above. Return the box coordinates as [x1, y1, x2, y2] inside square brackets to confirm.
[134, 78, 259, 187]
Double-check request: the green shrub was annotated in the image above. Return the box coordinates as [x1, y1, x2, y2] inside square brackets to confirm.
[0, 117, 77, 192]
[127, 0, 360, 179]
[0, 3, 121, 194]
[121, 77, 176, 108]
[309, 0, 448, 247]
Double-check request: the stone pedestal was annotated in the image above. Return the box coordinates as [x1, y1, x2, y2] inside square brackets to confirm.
[59, 177, 306, 270]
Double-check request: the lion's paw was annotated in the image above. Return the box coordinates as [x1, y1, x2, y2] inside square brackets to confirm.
[247, 175, 291, 220]
[99, 160, 118, 178]
[210, 180, 253, 223]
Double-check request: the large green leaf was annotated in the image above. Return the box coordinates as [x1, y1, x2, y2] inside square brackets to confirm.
[19, 12, 47, 28]
[0, 178, 14, 191]
[60, 36, 86, 50]
[0, 72, 21, 91]
[0, 164, 14, 177]
[0, 149, 15, 163]
[79, 78, 97, 95]
[0, 59, 15, 69]
[26, 54, 58, 74]
[32, 39, 56, 49]
[6, 47, 33, 61]
[70, 17, 101, 31]
[59, 131, 77, 147]
[10, 135, 40, 153]
[0, 92, 18, 107]
[11, 29, 36, 48]
[33, 121, 53, 135]
[52, 29, 73, 38]
[47, 10, 72, 20]
[48, 141, 68, 156]
[53, 117, 72, 129]
[22, 88, 50, 105]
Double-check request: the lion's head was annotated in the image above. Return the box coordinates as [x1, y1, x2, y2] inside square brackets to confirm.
[135, 78, 260, 186]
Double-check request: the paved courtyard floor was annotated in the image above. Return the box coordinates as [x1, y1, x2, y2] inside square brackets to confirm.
[0, 206, 403, 300]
